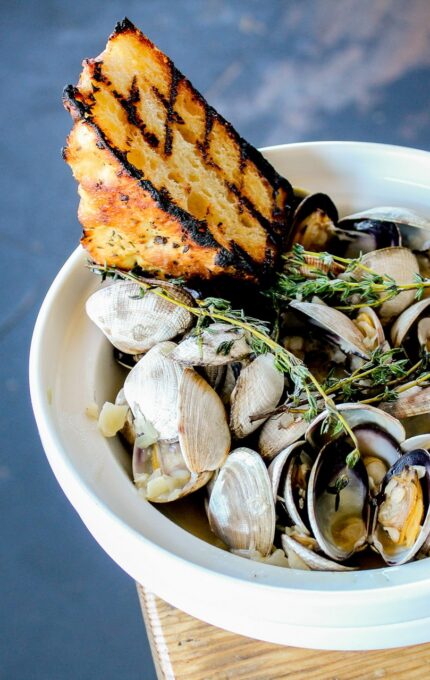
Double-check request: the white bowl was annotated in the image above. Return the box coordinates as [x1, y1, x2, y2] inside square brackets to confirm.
[30, 142, 430, 650]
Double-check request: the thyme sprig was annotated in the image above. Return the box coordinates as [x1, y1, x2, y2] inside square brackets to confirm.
[248, 349, 425, 421]
[90, 261, 359, 460]
[272, 244, 430, 310]
[323, 347, 410, 397]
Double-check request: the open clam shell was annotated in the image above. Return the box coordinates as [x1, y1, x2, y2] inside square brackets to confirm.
[289, 192, 338, 252]
[307, 404, 402, 497]
[178, 368, 230, 473]
[372, 449, 430, 566]
[124, 341, 183, 442]
[307, 439, 369, 562]
[207, 448, 276, 556]
[281, 534, 356, 571]
[353, 424, 401, 495]
[86, 281, 194, 354]
[229, 353, 284, 439]
[258, 413, 308, 461]
[289, 301, 371, 359]
[269, 441, 313, 533]
[133, 439, 212, 503]
[391, 298, 430, 359]
[335, 208, 402, 258]
[358, 247, 420, 323]
[341, 207, 430, 252]
[170, 323, 251, 366]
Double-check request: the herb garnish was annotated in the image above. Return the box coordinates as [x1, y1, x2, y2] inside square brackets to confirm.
[271, 244, 430, 310]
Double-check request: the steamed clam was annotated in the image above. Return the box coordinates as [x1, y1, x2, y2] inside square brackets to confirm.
[289, 192, 338, 252]
[289, 301, 371, 360]
[86, 280, 194, 353]
[229, 353, 284, 439]
[123, 342, 230, 502]
[371, 449, 430, 566]
[207, 448, 276, 556]
[307, 438, 368, 562]
[357, 247, 420, 324]
[334, 207, 402, 258]
[124, 341, 183, 442]
[133, 439, 212, 503]
[258, 412, 308, 462]
[353, 306, 386, 353]
[170, 323, 252, 366]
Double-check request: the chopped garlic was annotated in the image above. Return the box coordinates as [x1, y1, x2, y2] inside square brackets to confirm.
[146, 472, 189, 500]
[98, 402, 128, 437]
[134, 413, 159, 448]
[85, 401, 99, 420]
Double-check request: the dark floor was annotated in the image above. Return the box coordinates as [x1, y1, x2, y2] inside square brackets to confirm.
[1, 1, 430, 679]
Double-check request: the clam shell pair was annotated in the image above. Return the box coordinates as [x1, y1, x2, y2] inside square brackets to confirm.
[124, 341, 230, 502]
[207, 447, 275, 556]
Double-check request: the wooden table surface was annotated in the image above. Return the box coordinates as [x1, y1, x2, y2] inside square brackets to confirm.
[136, 585, 430, 680]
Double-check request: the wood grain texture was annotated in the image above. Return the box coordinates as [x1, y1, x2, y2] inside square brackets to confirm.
[136, 583, 430, 680]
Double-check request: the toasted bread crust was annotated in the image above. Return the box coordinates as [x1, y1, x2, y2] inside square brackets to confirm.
[63, 18, 293, 280]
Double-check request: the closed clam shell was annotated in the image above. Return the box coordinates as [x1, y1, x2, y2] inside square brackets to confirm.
[289, 301, 371, 359]
[170, 323, 251, 366]
[207, 447, 276, 556]
[258, 412, 308, 461]
[306, 402, 405, 451]
[124, 341, 183, 441]
[86, 281, 193, 354]
[281, 535, 355, 571]
[178, 368, 230, 473]
[229, 353, 284, 439]
[359, 247, 420, 323]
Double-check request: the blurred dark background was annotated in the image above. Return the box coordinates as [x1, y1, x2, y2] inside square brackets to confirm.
[1, 1, 430, 678]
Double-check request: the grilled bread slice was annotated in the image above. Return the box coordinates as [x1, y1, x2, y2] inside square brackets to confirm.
[63, 18, 293, 280]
